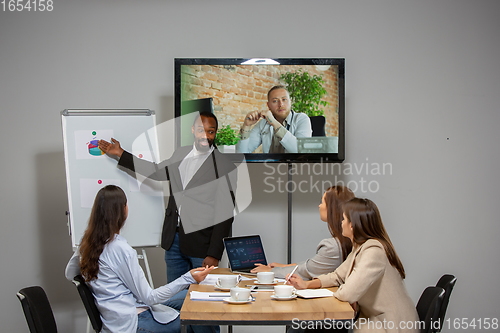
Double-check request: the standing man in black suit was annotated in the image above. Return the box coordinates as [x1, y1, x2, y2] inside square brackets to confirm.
[98, 112, 237, 283]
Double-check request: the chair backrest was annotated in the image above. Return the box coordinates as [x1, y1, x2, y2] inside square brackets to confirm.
[309, 115, 326, 137]
[435, 274, 457, 332]
[416, 286, 445, 333]
[72, 275, 103, 333]
[17, 286, 58, 333]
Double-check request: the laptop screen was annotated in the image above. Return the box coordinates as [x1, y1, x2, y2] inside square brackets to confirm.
[223, 235, 267, 271]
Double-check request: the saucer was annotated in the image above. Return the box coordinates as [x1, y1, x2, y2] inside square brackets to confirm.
[215, 284, 237, 291]
[254, 280, 277, 285]
[271, 294, 297, 301]
[223, 297, 253, 304]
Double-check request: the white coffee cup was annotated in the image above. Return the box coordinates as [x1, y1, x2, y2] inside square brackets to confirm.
[257, 271, 275, 284]
[274, 285, 296, 298]
[216, 276, 238, 289]
[230, 287, 251, 301]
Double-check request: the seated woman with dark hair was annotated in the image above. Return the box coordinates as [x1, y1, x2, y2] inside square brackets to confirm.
[289, 198, 419, 333]
[251, 185, 354, 280]
[65, 185, 214, 333]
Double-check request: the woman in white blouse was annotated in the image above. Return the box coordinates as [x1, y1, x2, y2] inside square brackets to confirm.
[251, 185, 355, 280]
[65, 185, 214, 333]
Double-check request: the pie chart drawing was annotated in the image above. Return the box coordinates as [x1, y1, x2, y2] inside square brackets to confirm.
[88, 139, 104, 156]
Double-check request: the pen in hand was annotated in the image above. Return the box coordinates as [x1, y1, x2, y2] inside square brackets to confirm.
[284, 265, 298, 284]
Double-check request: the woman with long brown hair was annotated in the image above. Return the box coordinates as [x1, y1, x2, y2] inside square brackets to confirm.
[289, 198, 419, 332]
[251, 185, 354, 280]
[65, 185, 214, 333]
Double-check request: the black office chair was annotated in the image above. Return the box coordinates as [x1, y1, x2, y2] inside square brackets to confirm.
[72, 275, 102, 333]
[17, 286, 58, 333]
[434, 274, 457, 332]
[309, 115, 326, 137]
[416, 286, 445, 333]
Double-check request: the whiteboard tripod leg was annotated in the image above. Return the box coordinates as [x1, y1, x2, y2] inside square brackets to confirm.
[138, 248, 154, 288]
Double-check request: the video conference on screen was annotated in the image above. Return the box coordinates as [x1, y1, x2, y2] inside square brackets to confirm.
[175, 58, 345, 162]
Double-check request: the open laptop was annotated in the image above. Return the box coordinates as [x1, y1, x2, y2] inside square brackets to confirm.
[223, 235, 267, 275]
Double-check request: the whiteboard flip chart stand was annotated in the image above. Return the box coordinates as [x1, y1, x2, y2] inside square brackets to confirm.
[62, 109, 165, 291]
[137, 249, 154, 288]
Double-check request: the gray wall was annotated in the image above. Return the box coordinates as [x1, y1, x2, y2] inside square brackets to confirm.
[2, 1, 499, 332]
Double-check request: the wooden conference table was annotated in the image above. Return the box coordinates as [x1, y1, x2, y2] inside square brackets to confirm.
[180, 268, 355, 332]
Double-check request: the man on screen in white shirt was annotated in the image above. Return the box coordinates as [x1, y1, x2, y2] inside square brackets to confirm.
[236, 85, 312, 153]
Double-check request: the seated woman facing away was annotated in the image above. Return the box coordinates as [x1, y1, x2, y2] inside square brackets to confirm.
[289, 198, 419, 333]
[251, 185, 354, 280]
[65, 185, 214, 333]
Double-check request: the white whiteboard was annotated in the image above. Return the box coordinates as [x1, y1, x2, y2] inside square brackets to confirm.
[61, 109, 166, 248]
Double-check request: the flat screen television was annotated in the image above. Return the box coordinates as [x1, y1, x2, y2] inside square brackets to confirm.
[174, 58, 344, 163]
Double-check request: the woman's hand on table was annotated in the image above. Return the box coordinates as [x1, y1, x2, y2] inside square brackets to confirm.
[250, 263, 272, 273]
[190, 266, 215, 283]
[288, 274, 322, 290]
[287, 274, 308, 289]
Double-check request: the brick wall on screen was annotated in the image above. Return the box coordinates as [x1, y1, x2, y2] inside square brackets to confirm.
[181, 64, 339, 139]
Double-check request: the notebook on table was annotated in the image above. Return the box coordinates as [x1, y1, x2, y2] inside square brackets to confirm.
[223, 235, 268, 275]
[295, 289, 334, 298]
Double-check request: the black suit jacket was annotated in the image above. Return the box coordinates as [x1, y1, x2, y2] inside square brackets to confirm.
[118, 146, 237, 259]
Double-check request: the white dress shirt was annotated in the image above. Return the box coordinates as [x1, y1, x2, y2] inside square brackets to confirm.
[65, 234, 196, 333]
[178, 144, 214, 189]
[176, 144, 215, 225]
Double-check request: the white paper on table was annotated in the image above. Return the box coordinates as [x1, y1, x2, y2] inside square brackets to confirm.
[190, 291, 231, 301]
[238, 275, 254, 281]
[200, 274, 233, 286]
[199, 274, 253, 285]
[295, 289, 334, 299]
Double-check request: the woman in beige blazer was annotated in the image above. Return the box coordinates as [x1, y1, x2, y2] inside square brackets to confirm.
[289, 198, 419, 333]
